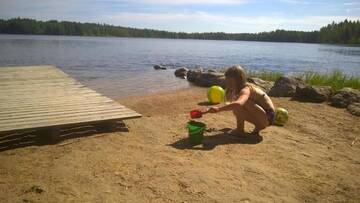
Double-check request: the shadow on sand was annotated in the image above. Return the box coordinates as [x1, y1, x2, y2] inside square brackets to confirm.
[169, 128, 263, 151]
[0, 121, 129, 152]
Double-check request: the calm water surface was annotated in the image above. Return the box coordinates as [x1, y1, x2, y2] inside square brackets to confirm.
[0, 34, 359, 98]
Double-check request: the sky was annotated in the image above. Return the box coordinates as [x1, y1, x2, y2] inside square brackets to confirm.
[0, 0, 359, 33]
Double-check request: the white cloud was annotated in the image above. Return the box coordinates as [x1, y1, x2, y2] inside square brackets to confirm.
[344, 2, 360, 6]
[343, 2, 360, 14]
[125, 0, 249, 4]
[101, 11, 360, 33]
[278, 0, 310, 4]
[0, 0, 359, 33]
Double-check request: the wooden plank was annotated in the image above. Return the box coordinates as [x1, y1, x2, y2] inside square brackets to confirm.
[0, 97, 113, 108]
[0, 88, 104, 98]
[0, 66, 66, 77]
[0, 97, 112, 106]
[0, 91, 104, 101]
[0, 108, 136, 123]
[0, 87, 87, 94]
[1, 114, 140, 134]
[0, 103, 128, 118]
[0, 90, 99, 98]
[0, 82, 84, 88]
[1, 112, 141, 131]
[0, 65, 59, 72]
[0, 105, 130, 120]
[0, 101, 120, 112]
[0, 79, 75, 84]
[0, 80, 81, 87]
[0, 65, 141, 134]
[0, 73, 62, 77]
[0, 112, 141, 133]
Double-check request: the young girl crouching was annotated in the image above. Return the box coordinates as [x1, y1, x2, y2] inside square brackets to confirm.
[207, 65, 275, 135]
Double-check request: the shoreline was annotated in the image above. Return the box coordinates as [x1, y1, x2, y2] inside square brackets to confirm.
[2, 33, 360, 47]
[111, 67, 360, 100]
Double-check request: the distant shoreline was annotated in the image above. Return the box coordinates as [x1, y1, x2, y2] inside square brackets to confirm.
[1, 17, 359, 45]
[1, 33, 359, 47]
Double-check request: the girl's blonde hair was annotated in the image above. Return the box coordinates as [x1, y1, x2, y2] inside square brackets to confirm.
[225, 65, 247, 102]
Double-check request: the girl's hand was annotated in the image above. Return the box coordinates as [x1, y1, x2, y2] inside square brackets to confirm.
[207, 107, 220, 113]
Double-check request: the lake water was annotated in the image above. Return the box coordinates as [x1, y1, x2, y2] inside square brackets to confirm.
[0, 34, 359, 98]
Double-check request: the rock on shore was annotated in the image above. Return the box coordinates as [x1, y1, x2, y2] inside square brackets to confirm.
[153, 64, 166, 70]
[347, 103, 360, 116]
[330, 88, 360, 116]
[268, 76, 306, 97]
[293, 85, 332, 103]
[174, 67, 189, 79]
[186, 69, 226, 88]
[331, 88, 360, 108]
[185, 69, 273, 91]
[247, 77, 274, 93]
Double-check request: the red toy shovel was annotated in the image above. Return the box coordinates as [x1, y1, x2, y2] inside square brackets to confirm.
[190, 109, 208, 119]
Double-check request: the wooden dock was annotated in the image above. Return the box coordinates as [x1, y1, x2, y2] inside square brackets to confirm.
[0, 65, 141, 138]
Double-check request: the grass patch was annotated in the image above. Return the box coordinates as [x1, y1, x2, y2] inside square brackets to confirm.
[246, 69, 360, 91]
[247, 70, 284, 82]
[299, 69, 360, 91]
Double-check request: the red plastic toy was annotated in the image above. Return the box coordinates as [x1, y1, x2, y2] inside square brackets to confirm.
[190, 109, 207, 119]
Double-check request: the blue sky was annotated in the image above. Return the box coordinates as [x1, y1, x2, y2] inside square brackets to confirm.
[0, 0, 359, 33]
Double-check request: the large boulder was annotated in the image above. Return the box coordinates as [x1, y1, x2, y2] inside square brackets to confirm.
[247, 77, 274, 93]
[330, 88, 360, 108]
[174, 67, 189, 79]
[268, 76, 306, 97]
[347, 103, 360, 116]
[195, 72, 226, 88]
[186, 69, 203, 83]
[293, 85, 332, 103]
[186, 70, 225, 88]
[153, 64, 166, 70]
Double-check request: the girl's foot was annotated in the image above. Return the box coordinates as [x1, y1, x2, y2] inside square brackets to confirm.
[249, 130, 260, 135]
[250, 127, 262, 135]
[227, 129, 246, 137]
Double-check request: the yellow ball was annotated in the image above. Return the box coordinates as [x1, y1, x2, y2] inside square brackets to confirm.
[274, 107, 289, 126]
[207, 86, 225, 104]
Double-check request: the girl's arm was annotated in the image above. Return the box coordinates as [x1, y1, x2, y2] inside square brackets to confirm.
[208, 87, 250, 113]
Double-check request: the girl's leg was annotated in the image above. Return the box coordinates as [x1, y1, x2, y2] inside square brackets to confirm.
[233, 100, 269, 133]
[232, 108, 245, 135]
[243, 99, 269, 132]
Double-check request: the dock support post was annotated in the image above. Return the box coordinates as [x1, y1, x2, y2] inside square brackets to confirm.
[94, 121, 118, 133]
[38, 128, 61, 144]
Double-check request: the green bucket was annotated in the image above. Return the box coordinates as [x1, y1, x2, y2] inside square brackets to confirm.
[187, 121, 206, 145]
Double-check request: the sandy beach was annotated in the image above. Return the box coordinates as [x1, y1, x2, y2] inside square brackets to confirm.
[0, 86, 359, 202]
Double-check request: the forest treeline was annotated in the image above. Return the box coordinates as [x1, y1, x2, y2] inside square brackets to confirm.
[0, 18, 359, 44]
